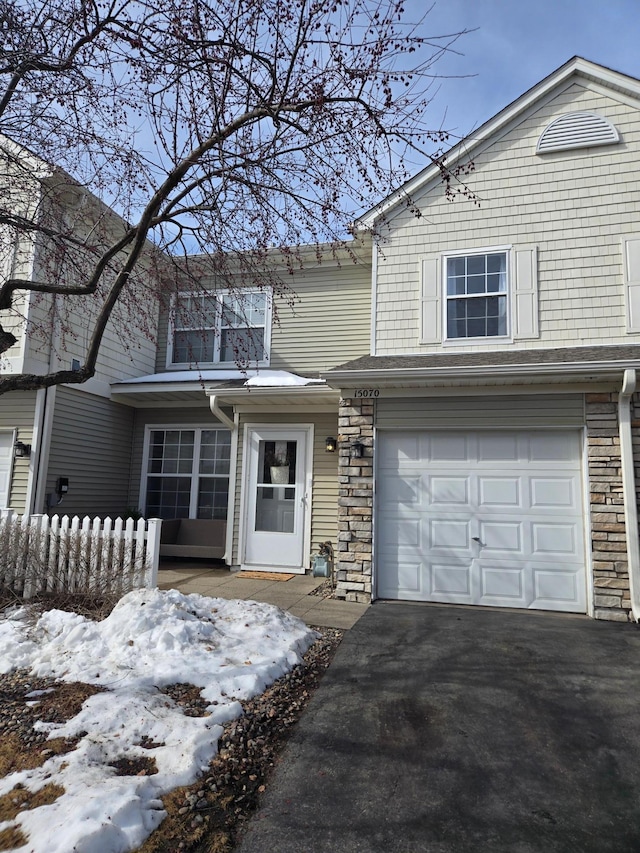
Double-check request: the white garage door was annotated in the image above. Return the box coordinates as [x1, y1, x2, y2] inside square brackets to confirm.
[0, 432, 13, 507]
[376, 430, 587, 613]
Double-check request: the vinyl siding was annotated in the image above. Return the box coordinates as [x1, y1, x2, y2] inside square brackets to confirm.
[155, 259, 371, 375]
[128, 403, 226, 511]
[232, 411, 339, 567]
[376, 393, 585, 429]
[0, 390, 37, 511]
[375, 82, 640, 354]
[46, 386, 135, 516]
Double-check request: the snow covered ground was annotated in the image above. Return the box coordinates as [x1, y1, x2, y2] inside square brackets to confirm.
[0, 588, 317, 852]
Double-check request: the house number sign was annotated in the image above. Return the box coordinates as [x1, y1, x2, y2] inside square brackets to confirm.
[352, 389, 380, 398]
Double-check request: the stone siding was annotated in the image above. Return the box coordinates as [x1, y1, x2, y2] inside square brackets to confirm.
[586, 393, 632, 622]
[335, 397, 374, 602]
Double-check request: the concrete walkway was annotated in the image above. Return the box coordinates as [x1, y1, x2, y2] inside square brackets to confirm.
[157, 562, 368, 630]
[236, 602, 640, 853]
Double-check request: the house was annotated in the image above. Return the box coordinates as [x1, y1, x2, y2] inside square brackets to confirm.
[109, 243, 371, 571]
[325, 57, 640, 622]
[0, 151, 162, 520]
[1, 171, 372, 575]
[5, 56, 640, 622]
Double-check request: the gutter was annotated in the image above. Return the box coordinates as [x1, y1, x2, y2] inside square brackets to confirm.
[618, 369, 640, 622]
[325, 358, 640, 386]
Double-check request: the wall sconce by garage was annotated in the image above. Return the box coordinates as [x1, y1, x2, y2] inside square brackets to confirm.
[350, 441, 365, 459]
[14, 440, 31, 459]
[325, 436, 336, 453]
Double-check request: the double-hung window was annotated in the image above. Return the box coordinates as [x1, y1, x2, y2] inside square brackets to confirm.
[445, 251, 508, 340]
[170, 289, 270, 366]
[144, 428, 231, 519]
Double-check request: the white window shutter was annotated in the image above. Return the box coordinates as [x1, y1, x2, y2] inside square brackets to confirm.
[623, 237, 640, 333]
[420, 257, 441, 344]
[512, 246, 539, 340]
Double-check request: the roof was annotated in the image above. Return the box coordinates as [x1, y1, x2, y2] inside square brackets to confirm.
[357, 57, 640, 229]
[324, 344, 640, 386]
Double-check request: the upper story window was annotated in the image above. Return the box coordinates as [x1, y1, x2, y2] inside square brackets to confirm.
[170, 289, 271, 366]
[445, 252, 508, 340]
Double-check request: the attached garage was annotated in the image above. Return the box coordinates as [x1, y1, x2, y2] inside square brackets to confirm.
[374, 394, 589, 613]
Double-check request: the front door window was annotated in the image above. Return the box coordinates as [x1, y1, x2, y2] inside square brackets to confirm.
[255, 440, 297, 533]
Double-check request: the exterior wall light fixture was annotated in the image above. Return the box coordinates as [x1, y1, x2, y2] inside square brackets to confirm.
[325, 436, 337, 453]
[350, 441, 365, 459]
[14, 440, 31, 459]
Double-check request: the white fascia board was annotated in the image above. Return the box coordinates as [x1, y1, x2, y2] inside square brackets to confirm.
[325, 358, 640, 386]
[358, 57, 640, 229]
[204, 385, 338, 400]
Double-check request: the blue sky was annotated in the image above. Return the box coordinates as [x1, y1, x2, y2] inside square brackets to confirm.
[410, 0, 640, 141]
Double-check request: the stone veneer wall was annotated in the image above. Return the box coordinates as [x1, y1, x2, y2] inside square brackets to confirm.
[336, 397, 374, 602]
[586, 393, 632, 621]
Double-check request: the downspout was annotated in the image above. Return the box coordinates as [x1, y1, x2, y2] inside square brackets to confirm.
[370, 236, 378, 356]
[618, 368, 640, 622]
[209, 394, 234, 430]
[209, 395, 236, 566]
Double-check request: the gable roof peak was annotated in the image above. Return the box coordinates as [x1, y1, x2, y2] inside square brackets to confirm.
[358, 57, 640, 230]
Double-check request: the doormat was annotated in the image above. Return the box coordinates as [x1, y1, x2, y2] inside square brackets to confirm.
[236, 571, 296, 582]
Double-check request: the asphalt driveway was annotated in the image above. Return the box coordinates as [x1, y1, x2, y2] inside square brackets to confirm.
[236, 602, 640, 853]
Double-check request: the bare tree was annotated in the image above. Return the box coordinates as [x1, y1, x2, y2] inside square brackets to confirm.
[0, 0, 468, 394]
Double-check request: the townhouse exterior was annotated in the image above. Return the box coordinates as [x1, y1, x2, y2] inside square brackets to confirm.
[3, 56, 640, 622]
[326, 57, 640, 622]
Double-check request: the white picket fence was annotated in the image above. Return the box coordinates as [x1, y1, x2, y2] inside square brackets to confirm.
[0, 510, 162, 599]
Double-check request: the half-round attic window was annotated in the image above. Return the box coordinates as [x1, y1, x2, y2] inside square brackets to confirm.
[536, 111, 620, 154]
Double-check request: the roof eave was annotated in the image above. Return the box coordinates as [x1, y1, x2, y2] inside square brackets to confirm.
[324, 358, 640, 387]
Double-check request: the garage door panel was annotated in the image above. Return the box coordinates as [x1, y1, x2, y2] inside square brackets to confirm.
[478, 521, 523, 554]
[430, 476, 469, 505]
[378, 516, 421, 547]
[532, 522, 578, 556]
[431, 561, 473, 600]
[478, 477, 521, 507]
[478, 433, 519, 462]
[377, 429, 587, 613]
[528, 431, 578, 462]
[430, 519, 470, 550]
[377, 560, 422, 599]
[378, 474, 422, 509]
[530, 477, 576, 508]
[429, 433, 469, 462]
[479, 563, 527, 606]
[532, 565, 583, 611]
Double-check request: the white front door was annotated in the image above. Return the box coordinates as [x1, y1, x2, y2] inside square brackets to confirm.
[377, 429, 587, 613]
[242, 427, 311, 572]
[0, 432, 13, 508]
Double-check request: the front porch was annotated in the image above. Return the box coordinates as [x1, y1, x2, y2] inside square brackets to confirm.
[157, 560, 368, 629]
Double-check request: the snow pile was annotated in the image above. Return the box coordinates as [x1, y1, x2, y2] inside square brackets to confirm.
[0, 588, 316, 853]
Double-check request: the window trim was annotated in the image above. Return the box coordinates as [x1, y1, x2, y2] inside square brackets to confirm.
[140, 424, 232, 520]
[166, 287, 272, 369]
[441, 245, 512, 345]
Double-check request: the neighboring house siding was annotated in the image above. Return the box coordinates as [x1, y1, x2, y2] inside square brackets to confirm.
[232, 411, 339, 567]
[0, 390, 37, 511]
[269, 263, 371, 374]
[128, 404, 222, 510]
[376, 393, 585, 429]
[155, 260, 372, 375]
[46, 386, 135, 517]
[375, 83, 640, 354]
